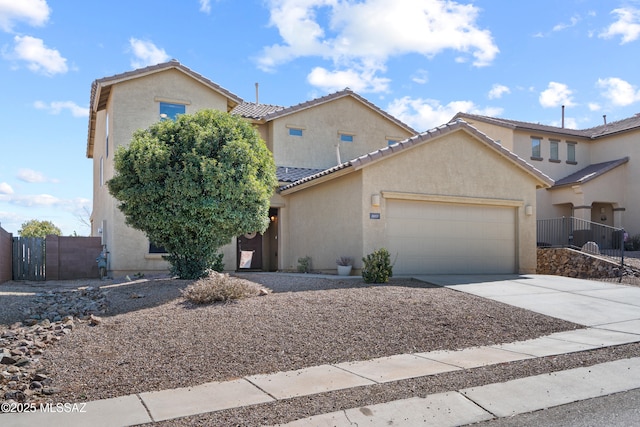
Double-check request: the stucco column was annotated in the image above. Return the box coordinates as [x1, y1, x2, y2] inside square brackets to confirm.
[571, 205, 592, 247]
[613, 207, 626, 229]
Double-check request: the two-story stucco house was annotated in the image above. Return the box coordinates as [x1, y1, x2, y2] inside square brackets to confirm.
[87, 60, 551, 277]
[453, 113, 639, 242]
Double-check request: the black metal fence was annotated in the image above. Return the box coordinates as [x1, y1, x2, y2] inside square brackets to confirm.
[537, 217, 625, 261]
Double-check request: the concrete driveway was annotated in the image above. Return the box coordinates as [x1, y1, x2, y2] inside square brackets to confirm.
[414, 274, 640, 331]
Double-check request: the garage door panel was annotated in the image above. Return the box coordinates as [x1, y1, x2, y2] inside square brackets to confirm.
[387, 200, 516, 275]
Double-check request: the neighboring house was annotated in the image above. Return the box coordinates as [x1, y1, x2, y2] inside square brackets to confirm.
[87, 60, 551, 276]
[453, 113, 639, 241]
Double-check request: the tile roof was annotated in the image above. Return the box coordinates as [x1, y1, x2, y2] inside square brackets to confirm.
[279, 119, 554, 193]
[454, 112, 640, 139]
[584, 114, 640, 137]
[87, 60, 243, 158]
[263, 88, 418, 134]
[453, 113, 589, 138]
[232, 102, 285, 119]
[276, 166, 324, 182]
[551, 157, 629, 188]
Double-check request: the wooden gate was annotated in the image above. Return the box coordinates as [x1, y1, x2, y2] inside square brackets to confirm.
[12, 237, 46, 281]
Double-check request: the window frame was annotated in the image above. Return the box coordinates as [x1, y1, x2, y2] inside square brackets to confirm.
[549, 139, 560, 162]
[288, 127, 303, 137]
[566, 141, 577, 164]
[530, 136, 542, 161]
[339, 132, 355, 143]
[159, 102, 186, 121]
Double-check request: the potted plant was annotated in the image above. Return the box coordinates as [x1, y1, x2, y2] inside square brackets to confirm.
[336, 256, 353, 276]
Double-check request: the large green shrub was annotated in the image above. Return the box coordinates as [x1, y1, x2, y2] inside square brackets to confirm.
[108, 109, 276, 279]
[361, 248, 393, 283]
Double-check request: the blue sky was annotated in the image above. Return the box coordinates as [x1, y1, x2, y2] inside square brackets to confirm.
[1, 0, 639, 236]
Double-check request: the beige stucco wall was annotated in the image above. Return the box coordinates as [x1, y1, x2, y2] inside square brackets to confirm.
[281, 172, 364, 272]
[590, 131, 639, 234]
[281, 129, 542, 274]
[91, 69, 235, 276]
[270, 96, 414, 170]
[457, 120, 516, 152]
[360, 129, 540, 274]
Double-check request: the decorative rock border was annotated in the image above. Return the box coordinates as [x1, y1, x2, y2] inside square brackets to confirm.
[1, 287, 107, 409]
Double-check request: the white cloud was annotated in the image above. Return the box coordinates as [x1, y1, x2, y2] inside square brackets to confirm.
[488, 84, 510, 100]
[129, 38, 170, 69]
[411, 69, 429, 85]
[552, 15, 580, 32]
[307, 65, 390, 93]
[387, 96, 502, 132]
[34, 100, 89, 117]
[259, 0, 498, 93]
[9, 193, 60, 207]
[0, 0, 50, 32]
[0, 182, 13, 194]
[17, 168, 58, 184]
[588, 102, 601, 111]
[199, 0, 211, 14]
[600, 7, 640, 44]
[596, 77, 640, 106]
[539, 82, 576, 108]
[549, 117, 578, 129]
[9, 35, 68, 75]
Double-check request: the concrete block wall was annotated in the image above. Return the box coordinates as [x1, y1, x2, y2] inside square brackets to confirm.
[45, 235, 103, 281]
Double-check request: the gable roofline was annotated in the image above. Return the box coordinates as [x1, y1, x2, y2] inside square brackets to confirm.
[453, 112, 590, 139]
[279, 119, 554, 195]
[454, 112, 640, 139]
[550, 157, 629, 189]
[86, 60, 243, 158]
[263, 88, 418, 135]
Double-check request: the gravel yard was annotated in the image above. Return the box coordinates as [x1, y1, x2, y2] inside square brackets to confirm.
[2, 270, 640, 425]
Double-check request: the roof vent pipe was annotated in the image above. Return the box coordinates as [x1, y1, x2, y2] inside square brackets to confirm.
[603, 114, 607, 125]
[255, 82, 259, 104]
[561, 105, 565, 128]
[335, 144, 342, 165]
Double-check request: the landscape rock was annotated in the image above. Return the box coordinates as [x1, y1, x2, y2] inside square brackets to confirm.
[1, 286, 109, 409]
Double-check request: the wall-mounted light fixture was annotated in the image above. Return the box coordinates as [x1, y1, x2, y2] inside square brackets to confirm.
[525, 205, 533, 216]
[371, 194, 381, 207]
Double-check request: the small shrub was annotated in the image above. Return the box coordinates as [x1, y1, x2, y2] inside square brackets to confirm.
[628, 234, 640, 251]
[181, 272, 264, 304]
[336, 256, 353, 266]
[297, 256, 312, 273]
[361, 248, 394, 283]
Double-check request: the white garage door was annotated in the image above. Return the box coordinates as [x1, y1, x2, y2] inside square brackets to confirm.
[386, 200, 516, 275]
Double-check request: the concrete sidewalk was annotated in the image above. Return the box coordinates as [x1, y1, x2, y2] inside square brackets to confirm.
[3, 275, 640, 426]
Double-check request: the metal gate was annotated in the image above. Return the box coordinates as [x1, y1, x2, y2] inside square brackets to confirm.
[12, 237, 46, 281]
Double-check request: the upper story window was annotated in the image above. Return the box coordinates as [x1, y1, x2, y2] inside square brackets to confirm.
[387, 139, 399, 146]
[549, 140, 559, 162]
[159, 102, 185, 121]
[567, 142, 577, 164]
[531, 137, 542, 160]
[339, 133, 354, 143]
[288, 128, 303, 137]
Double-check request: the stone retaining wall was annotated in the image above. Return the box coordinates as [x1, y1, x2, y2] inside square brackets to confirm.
[537, 247, 623, 279]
